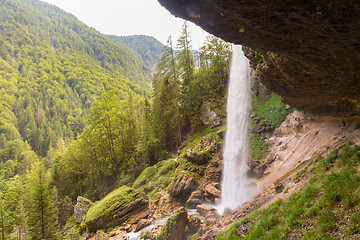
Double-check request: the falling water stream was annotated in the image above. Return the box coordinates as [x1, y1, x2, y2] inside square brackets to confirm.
[217, 45, 253, 214]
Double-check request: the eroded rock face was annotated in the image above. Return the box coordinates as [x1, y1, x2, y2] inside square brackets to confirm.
[74, 196, 94, 223]
[158, 0, 360, 116]
[170, 175, 199, 202]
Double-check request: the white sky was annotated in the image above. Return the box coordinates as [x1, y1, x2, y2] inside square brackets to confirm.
[40, 0, 209, 49]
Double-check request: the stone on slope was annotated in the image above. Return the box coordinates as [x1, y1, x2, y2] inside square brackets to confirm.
[186, 190, 204, 208]
[204, 182, 221, 198]
[170, 175, 199, 202]
[84, 186, 149, 232]
[196, 204, 216, 218]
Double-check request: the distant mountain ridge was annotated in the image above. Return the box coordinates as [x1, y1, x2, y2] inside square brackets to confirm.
[108, 35, 164, 73]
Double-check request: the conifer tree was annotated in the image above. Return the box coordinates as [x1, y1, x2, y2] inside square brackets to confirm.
[176, 21, 201, 133]
[25, 162, 59, 240]
[136, 98, 159, 166]
[0, 167, 16, 240]
[152, 36, 182, 152]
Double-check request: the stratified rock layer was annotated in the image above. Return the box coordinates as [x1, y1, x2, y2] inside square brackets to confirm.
[158, 0, 360, 116]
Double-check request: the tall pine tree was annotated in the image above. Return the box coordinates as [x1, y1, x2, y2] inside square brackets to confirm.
[177, 21, 201, 133]
[25, 162, 59, 240]
[152, 36, 182, 152]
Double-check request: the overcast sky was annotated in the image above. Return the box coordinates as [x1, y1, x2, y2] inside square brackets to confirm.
[40, 0, 209, 49]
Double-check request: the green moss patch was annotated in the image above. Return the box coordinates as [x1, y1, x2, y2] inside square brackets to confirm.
[249, 93, 291, 163]
[132, 159, 177, 200]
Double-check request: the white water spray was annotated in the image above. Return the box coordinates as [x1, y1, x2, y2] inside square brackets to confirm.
[217, 45, 252, 214]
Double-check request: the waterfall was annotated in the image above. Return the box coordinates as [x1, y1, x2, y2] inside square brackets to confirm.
[217, 45, 252, 214]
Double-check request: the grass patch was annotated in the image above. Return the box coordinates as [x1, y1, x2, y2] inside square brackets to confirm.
[249, 92, 290, 162]
[251, 93, 291, 128]
[249, 133, 268, 161]
[349, 212, 360, 235]
[218, 143, 360, 239]
[62, 216, 81, 239]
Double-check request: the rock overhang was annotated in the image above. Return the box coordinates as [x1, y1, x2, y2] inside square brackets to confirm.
[158, 0, 360, 116]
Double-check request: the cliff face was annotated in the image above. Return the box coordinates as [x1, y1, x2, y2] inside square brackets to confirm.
[158, 0, 360, 116]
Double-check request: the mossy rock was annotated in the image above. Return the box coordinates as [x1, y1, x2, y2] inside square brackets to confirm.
[157, 207, 188, 240]
[132, 159, 177, 200]
[84, 186, 149, 232]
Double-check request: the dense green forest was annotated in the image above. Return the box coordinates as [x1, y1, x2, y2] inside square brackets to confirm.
[0, 0, 232, 238]
[0, 0, 152, 166]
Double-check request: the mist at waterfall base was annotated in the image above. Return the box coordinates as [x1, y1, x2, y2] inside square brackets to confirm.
[216, 45, 253, 214]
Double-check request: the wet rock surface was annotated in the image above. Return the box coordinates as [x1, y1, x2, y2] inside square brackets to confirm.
[186, 190, 204, 208]
[275, 183, 285, 194]
[158, 0, 360, 116]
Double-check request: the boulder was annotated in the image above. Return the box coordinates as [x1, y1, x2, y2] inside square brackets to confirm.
[204, 182, 221, 199]
[134, 218, 152, 232]
[84, 186, 149, 232]
[94, 230, 108, 240]
[217, 131, 225, 139]
[247, 160, 268, 178]
[275, 183, 285, 194]
[74, 196, 93, 224]
[200, 101, 218, 125]
[157, 207, 188, 240]
[185, 152, 211, 165]
[186, 217, 201, 236]
[252, 164, 268, 178]
[247, 160, 260, 173]
[170, 175, 199, 202]
[196, 204, 216, 218]
[186, 190, 204, 208]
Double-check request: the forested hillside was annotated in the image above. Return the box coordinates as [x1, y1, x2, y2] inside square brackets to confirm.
[0, 0, 152, 167]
